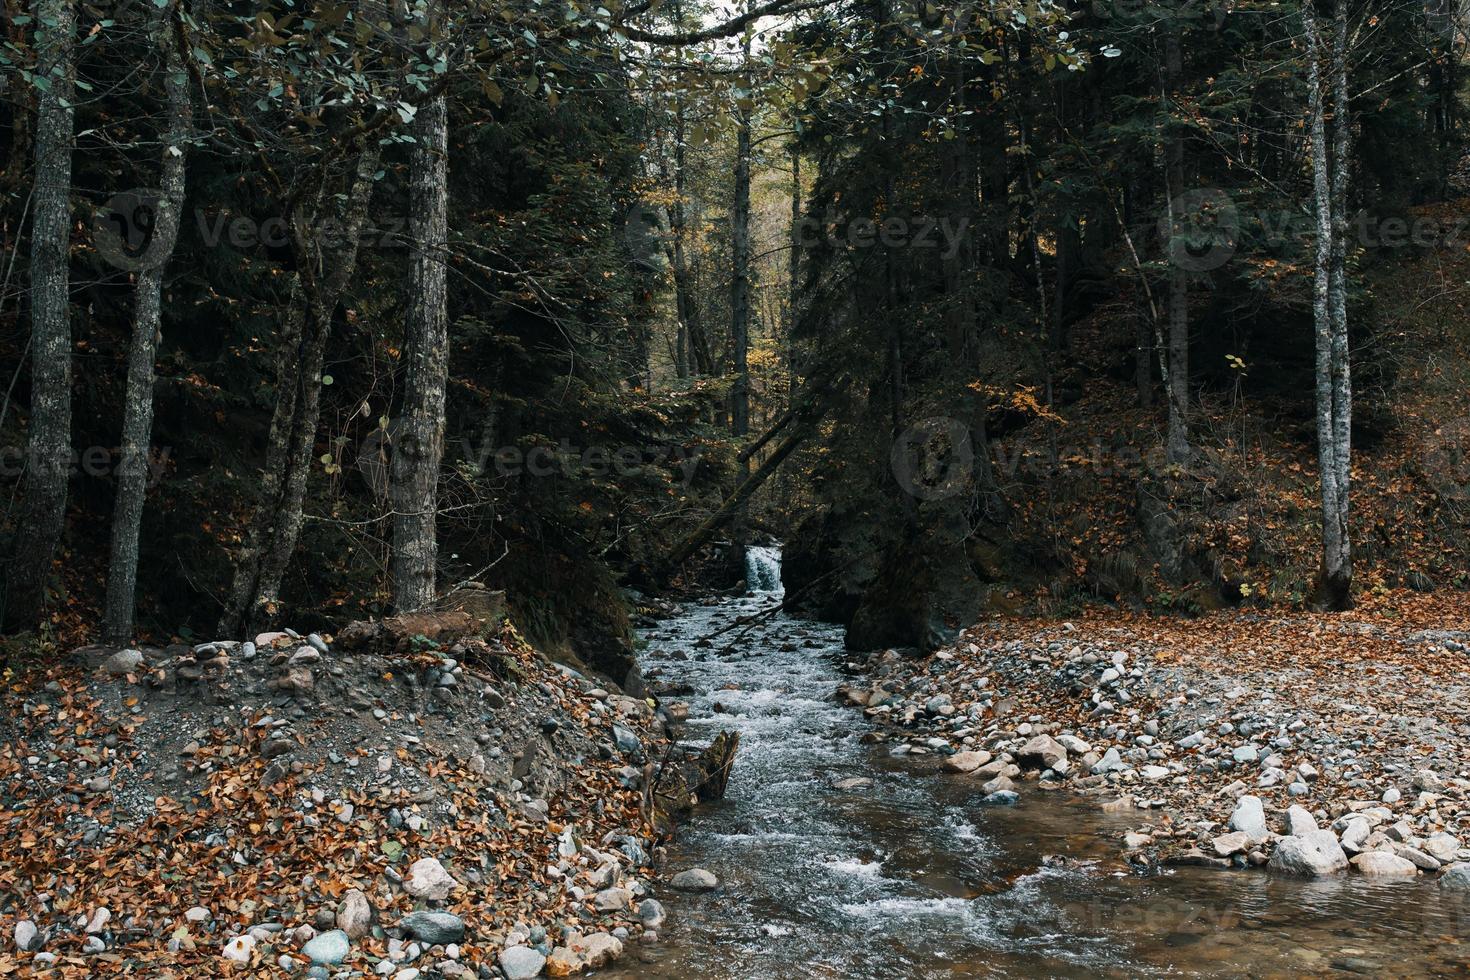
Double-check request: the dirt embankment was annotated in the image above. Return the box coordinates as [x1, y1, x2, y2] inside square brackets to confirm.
[0, 602, 679, 977]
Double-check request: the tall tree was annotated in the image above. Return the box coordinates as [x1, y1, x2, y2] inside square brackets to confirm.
[729, 26, 754, 438]
[1162, 12, 1190, 465]
[390, 86, 451, 612]
[6, 0, 77, 631]
[1304, 0, 1354, 609]
[102, 4, 193, 643]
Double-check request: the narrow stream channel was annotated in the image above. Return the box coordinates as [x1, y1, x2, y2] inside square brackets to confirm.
[608, 552, 1470, 978]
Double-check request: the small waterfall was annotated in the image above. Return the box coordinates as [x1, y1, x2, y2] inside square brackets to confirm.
[744, 545, 783, 594]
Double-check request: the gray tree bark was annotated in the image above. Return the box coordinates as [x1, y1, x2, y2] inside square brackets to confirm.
[6, 0, 77, 631]
[1164, 19, 1190, 466]
[103, 6, 193, 643]
[390, 91, 450, 612]
[1304, 0, 1353, 610]
[729, 34, 753, 439]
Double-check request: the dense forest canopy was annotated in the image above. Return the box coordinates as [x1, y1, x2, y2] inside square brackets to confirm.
[1, 0, 1468, 669]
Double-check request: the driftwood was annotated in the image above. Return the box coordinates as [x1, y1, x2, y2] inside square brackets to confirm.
[649, 730, 740, 832]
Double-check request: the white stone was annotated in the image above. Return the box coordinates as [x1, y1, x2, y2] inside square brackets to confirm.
[405, 858, 460, 901]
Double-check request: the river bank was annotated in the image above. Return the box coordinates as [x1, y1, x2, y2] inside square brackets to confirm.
[606, 585, 1470, 977]
[838, 596, 1470, 887]
[0, 605, 666, 976]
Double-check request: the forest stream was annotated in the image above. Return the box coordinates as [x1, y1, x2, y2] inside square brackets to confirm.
[606, 549, 1470, 978]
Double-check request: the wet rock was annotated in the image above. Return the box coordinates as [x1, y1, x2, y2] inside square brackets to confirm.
[499, 945, 547, 979]
[1269, 831, 1348, 875]
[1351, 852, 1419, 877]
[669, 868, 719, 892]
[982, 774, 1016, 795]
[638, 898, 666, 930]
[405, 857, 460, 901]
[302, 929, 349, 965]
[398, 911, 465, 945]
[1438, 863, 1470, 890]
[982, 790, 1019, 804]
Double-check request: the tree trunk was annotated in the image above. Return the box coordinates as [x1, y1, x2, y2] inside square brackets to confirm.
[1324, 0, 1353, 606]
[219, 148, 381, 636]
[1164, 20, 1190, 466]
[729, 38, 753, 439]
[6, 0, 76, 631]
[787, 140, 801, 404]
[1304, 2, 1351, 610]
[102, 6, 192, 643]
[390, 91, 450, 612]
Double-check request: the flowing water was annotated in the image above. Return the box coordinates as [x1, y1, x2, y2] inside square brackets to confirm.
[608, 555, 1470, 978]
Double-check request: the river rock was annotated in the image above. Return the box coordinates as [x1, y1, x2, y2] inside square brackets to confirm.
[670, 869, 718, 892]
[405, 857, 459, 901]
[1211, 831, 1251, 857]
[302, 929, 349, 965]
[982, 774, 1016, 794]
[337, 888, 373, 939]
[1351, 852, 1419, 877]
[1339, 816, 1372, 854]
[1269, 831, 1348, 875]
[1439, 863, 1470, 890]
[1423, 832, 1461, 863]
[1091, 747, 1125, 774]
[1017, 735, 1067, 770]
[577, 932, 623, 968]
[944, 750, 992, 773]
[593, 887, 632, 911]
[1393, 844, 1441, 871]
[499, 945, 547, 979]
[398, 912, 465, 945]
[1228, 796, 1267, 837]
[983, 790, 1019, 804]
[1284, 805, 1318, 836]
[638, 898, 666, 930]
